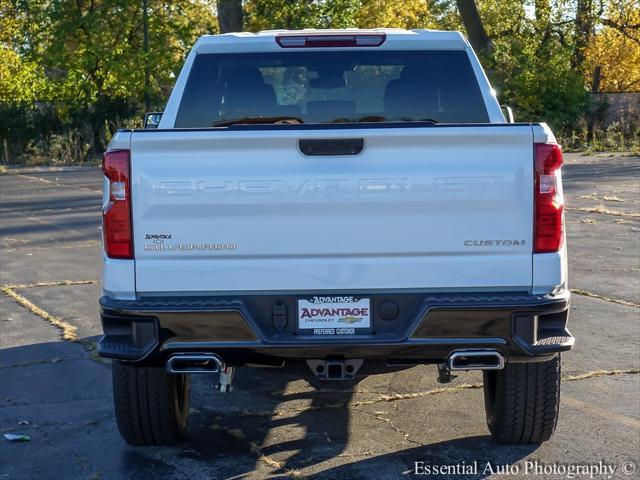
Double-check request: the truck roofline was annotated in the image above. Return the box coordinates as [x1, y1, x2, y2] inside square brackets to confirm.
[192, 29, 470, 52]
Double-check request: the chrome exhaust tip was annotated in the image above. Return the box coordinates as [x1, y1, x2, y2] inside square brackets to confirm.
[166, 353, 225, 374]
[448, 350, 505, 371]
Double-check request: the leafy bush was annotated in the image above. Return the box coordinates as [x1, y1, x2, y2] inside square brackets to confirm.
[0, 99, 141, 164]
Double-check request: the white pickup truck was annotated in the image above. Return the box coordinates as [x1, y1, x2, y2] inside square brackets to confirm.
[98, 29, 573, 446]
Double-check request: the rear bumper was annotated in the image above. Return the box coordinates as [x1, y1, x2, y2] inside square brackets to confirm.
[98, 290, 573, 366]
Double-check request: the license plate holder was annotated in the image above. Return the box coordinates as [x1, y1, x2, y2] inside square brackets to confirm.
[297, 296, 372, 336]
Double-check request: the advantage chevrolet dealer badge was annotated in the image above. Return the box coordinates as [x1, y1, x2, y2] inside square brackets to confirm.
[297, 296, 371, 335]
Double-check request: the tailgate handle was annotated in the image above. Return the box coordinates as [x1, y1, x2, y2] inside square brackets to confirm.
[299, 138, 364, 156]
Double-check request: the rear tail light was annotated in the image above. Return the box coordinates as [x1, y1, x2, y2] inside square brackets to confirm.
[534, 143, 564, 253]
[102, 149, 133, 259]
[275, 34, 386, 48]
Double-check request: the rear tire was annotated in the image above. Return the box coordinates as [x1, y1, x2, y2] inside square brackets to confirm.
[483, 355, 561, 444]
[112, 361, 191, 446]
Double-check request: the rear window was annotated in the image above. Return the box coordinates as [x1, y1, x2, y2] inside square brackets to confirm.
[175, 50, 489, 128]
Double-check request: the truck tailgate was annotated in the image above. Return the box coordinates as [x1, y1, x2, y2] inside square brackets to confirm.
[130, 125, 534, 293]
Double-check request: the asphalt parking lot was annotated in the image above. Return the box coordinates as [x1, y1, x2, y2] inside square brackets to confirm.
[1, 153, 638, 480]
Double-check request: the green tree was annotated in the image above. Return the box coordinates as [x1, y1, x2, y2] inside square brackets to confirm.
[245, 0, 436, 31]
[245, 0, 362, 30]
[40, 0, 217, 105]
[0, 0, 52, 101]
[453, 0, 589, 133]
[355, 0, 434, 29]
[586, 0, 640, 92]
[1, 0, 218, 157]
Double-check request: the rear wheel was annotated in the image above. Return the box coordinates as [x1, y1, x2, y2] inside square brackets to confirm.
[112, 361, 191, 446]
[483, 355, 561, 444]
